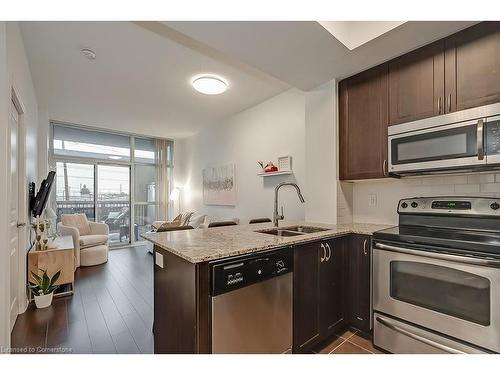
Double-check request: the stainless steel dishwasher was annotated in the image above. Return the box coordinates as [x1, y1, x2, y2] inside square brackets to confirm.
[210, 247, 293, 354]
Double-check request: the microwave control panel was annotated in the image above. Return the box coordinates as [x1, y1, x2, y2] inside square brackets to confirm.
[487, 119, 500, 155]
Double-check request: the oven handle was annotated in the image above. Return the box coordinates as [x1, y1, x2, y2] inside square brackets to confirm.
[374, 242, 500, 267]
[375, 316, 466, 354]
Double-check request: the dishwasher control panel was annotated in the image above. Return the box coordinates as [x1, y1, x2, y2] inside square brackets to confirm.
[210, 247, 293, 296]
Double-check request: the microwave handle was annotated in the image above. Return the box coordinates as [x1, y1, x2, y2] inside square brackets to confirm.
[477, 118, 485, 160]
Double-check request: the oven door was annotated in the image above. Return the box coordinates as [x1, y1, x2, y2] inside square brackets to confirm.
[373, 241, 500, 353]
[389, 118, 486, 173]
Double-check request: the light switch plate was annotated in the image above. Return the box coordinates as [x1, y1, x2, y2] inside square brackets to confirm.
[368, 193, 377, 207]
[155, 252, 164, 268]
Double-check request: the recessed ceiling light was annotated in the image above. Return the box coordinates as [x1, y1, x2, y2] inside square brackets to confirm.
[108, 155, 122, 160]
[191, 74, 228, 95]
[81, 48, 96, 60]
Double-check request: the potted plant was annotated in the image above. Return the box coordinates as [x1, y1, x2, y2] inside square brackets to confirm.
[28, 269, 61, 308]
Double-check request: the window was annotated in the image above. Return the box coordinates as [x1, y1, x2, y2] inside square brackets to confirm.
[53, 124, 131, 161]
[50, 122, 173, 247]
[55, 162, 95, 221]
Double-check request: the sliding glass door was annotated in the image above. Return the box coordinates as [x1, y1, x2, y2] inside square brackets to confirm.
[55, 162, 131, 247]
[97, 165, 131, 245]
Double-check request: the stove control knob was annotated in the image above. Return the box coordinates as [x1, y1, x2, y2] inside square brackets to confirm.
[401, 202, 408, 209]
[491, 202, 500, 210]
[411, 202, 418, 208]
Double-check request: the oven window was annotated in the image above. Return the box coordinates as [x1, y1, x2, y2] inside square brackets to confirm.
[390, 261, 490, 326]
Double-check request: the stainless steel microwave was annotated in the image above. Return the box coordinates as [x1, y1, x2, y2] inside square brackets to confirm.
[388, 103, 500, 176]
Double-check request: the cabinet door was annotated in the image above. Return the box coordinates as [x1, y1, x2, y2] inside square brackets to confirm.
[445, 22, 500, 112]
[339, 64, 389, 180]
[319, 238, 346, 337]
[389, 40, 445, 125]
[348, 235, 372, 333]
[293, 241, 321, 352]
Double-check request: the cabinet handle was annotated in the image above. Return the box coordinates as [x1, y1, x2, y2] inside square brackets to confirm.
[447, 93, 452, 113]
[325, 243, 332, 262]
[320, 243, 326, 263]
[382, 159, 387, 176]
[363, 239, 368, 256]
[437, 97, 442, 114]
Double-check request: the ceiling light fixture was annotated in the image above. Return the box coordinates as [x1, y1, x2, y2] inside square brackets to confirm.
[81, 48, 96, 60]
[108, 155, 122, 160]
[191, 74, 228, 95]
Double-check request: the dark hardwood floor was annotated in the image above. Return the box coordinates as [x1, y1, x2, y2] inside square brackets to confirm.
[11, 245, 154, 354]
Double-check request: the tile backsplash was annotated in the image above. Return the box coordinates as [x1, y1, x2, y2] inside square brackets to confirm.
[341, 173, 500, 225]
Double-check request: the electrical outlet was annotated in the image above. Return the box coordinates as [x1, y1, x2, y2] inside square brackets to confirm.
[368, 194, 377, 207]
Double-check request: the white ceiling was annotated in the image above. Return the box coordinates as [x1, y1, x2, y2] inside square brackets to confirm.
[20, 21, 478, 139]
[165, 21, 478, 90]
[20, 21, 290, 139]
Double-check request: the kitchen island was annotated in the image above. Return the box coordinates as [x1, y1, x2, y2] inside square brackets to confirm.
[142, 221, 392, 354]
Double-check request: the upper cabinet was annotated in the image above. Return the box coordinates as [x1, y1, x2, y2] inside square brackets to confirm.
[339, 22, 500, 181]
[339, 64, 389, 180]
[388, 40, 445, 125]
[445, 22, 500, 112]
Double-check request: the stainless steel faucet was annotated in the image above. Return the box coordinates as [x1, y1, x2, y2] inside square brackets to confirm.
[273, 182, 305, 227]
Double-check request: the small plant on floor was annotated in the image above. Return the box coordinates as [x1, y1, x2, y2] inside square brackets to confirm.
[29, 269, 61, 309]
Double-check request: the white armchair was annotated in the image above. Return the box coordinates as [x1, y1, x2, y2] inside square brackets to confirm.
[58, 213, 109, 267]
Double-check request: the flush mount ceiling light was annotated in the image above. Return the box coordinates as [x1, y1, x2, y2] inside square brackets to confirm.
[108, 155, 122, 160]
[81, 48, 96, 60]
[191, 74, 228, 95]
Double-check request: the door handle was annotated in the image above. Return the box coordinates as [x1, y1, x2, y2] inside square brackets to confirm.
[477, 118, 485, 160]
[320, 243, 326, 263]
[376, 316, 465, 354]
[325, 243, 332, 262]
[363, 239, 368, 256]
[17, 222, 26, 228]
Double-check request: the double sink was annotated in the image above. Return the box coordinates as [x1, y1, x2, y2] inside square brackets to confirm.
[256, 226, 329, 237]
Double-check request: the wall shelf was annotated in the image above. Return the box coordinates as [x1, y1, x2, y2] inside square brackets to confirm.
[257, 170, 293, 177]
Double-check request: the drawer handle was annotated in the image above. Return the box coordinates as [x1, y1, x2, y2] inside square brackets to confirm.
[376, 316, 465, 354]
[363, 239, 368, 256]
[320, 243, 326, 263]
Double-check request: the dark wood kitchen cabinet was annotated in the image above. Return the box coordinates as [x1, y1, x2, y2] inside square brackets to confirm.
[445, 22, 500, 113]
[339, 64, 389, 180]
[347, 235, 372, 334]
[293, 238, 346, 353]
[388, 40, 445, 125]
[293, 240, 321, 352]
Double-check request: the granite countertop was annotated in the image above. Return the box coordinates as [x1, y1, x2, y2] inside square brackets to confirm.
[142, 221, 394, 264]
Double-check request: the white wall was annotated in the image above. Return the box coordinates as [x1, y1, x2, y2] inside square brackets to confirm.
[304, 80, 337, 223]
[0, 22, 40, 345]
[351, 173, 500, 225]
[175, 89, 307, 224]
[0, 21, 10, 352]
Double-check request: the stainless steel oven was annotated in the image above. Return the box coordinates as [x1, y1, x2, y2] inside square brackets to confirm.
[372, 196, 500, 354]
[373, 242, 500, 353]
[388, 103, 500, 176]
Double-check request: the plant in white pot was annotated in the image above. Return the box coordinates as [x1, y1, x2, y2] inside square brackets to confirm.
[29, 269, 61, 309]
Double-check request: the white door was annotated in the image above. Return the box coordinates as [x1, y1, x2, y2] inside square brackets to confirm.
[9, 99, 20, 331]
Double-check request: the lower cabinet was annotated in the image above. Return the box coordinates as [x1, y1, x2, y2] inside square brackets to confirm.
[293, 234, 372, 353]
[347, 235, 372, 333]
[293, 237, 347, 353]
